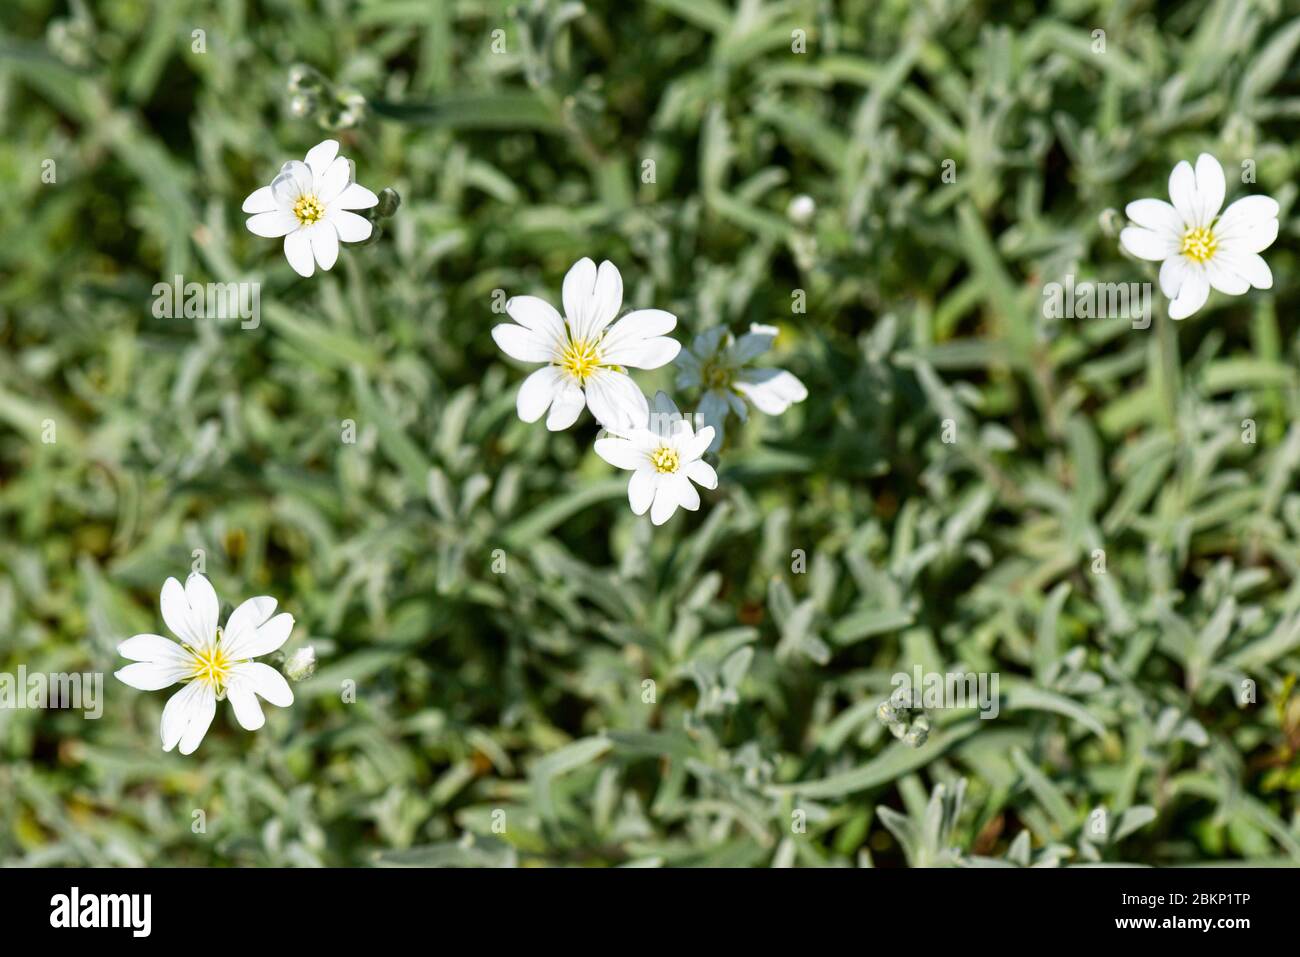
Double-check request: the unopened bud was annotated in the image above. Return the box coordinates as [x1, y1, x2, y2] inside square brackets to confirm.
[284, 646, 317, 682]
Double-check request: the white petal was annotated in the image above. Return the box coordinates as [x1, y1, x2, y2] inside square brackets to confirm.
[1193, 153, 1225, 227]
[310, 223, 339, 271]
[316, 156, 351, 204]
[585, 370, 647, 431]
[1168, 159, 1197, 228]
[160, 576, 207, 648]
[114, 661, 188, 691]
[241, 185, 278, 214]
[1168, 264, 1209, 320]
[678, 425, 716, 462]
[675, 475, 700, 511]
[117, 633, 189, 664]
[331, 209, 372, 243]
[594, 436, 646, 471]
[284, 229, 315, 277]
[1205, 258, 1250, 296]
[161, 682, 205, 752]
[1159, 256, 1189, 299]
[650, 481, 680, 525]
[735, 369, 808, 415]
[303, 139, 340, 181]
[628, 469, 656, 515]
[493, 323, 560, 363]
[546, 383, 586, 431]
[183, 574, 219, 644]
[272, 161, 313, 205]
[600, 309, 680, 368]
[1217, 251, 1272, 290]
[1215, 196, 1279, 253]
[1120, 226, 1178, 261]
[1124, 198, 1182, 238]
[226, 680, 265, 731]
[686, 459, 718, 490]
[229, 662, 294, 707]
[506, 295, 567, 343]
[246, 210, 298, 238]
[334, 182, 379, 210]
[223, 612, 294, 661]
[177, 684, 217, 755]
[562, 258, 623, 341]
[516, 366, 563, 423]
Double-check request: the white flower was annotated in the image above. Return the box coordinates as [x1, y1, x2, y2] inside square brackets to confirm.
[675, 323, 807, 450]
[114, 573, 295, 755]
[241, 139, 378, 278]
[594, 393, 718, 526]
[492, 258, 681, 431]
[1119, 153, 1279, 319]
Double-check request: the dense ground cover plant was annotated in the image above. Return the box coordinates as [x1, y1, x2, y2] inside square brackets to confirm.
[1, 0, 1299, 866]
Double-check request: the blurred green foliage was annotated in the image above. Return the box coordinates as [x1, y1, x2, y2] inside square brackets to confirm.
[2, 0, 1300, 866]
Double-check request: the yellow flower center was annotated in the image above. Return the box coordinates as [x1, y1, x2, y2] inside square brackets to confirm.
[559, 338, 601, 384]
[650, 446, 680, 474]
[1181, 225, 1217, 264]
[293, 194, 325, 226]
[188, 635, 232, 692]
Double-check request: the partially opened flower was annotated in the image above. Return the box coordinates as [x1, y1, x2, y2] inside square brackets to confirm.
[1119, 153, 1278, 319]
[242, 139, 378, 278]
[115, 573, 295, 755]
[675, 323, 807, 450]
[492, 258, 681, 431]
[594, 393, 718, 525]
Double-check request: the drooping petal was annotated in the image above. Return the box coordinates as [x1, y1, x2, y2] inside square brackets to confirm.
[241, 185, 279, 214]
[1167, 159, 1197, 227]
[334, 182, 379, 210]
[686, 459, 718, 490]
[1124, 198, 1183, 238]
[284, 229, 315, 277]
[114, 661, 189, 691]
[246, 210, 299, 238]
[228, 662, 294, 708]
[303, 140, 340, 181]
[516, 366, 564, 423]
[330, 209, 372, 243]
[734, 369, 808, 415]
[546, 382, 586, 431]
[594, 436, 647, 471]
[117, 633, 189, 664]
[1193, 153, 1225, 227]
[1119, 226, 1178, 262]
[1168, 264, 1210, 320]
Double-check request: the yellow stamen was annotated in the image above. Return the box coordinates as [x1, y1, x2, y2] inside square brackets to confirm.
[188, 636, 232, 692]
[559, 338, 601, 384]
[650, 447, 680, 474]
[293, 194, 325, 226]
[1181, 225, 1217, 264]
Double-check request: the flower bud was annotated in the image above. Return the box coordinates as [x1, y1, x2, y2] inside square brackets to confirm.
[787, 194, 816, 226]
[284, 646, 317, 682]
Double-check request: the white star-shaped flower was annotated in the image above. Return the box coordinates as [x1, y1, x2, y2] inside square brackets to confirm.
[114, 573, 295, 755]
[1119, 153, 1279, 319]
[674, 323, 807, 451]
[242, 139, 378, 278]
[594, 393, 718, 525]
[492, 258, 681, 431]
